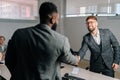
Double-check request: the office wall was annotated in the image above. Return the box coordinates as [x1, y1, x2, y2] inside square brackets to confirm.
[0, 20, 39, 43]
[64, 16, 120, 60]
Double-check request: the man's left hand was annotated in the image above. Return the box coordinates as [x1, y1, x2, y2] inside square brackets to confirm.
[112, 63, 119, 71]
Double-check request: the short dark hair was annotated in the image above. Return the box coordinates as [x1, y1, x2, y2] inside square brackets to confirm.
[86, 16, 97, 21]
[39, 2, 58, 24]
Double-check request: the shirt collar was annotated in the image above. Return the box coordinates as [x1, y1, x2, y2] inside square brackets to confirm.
[91, 30, 100, 37]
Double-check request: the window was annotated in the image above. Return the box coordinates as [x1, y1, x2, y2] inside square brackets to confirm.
[0, 0, 38, 20]
[66, 0, 120, 17]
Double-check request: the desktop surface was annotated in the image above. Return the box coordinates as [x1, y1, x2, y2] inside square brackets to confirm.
[61, 63, 119, 80]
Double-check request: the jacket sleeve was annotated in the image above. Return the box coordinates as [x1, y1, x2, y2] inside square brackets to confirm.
[58, 37, 78, 65]
[78, 36, 88, 60]
[108, 29, 120, 64]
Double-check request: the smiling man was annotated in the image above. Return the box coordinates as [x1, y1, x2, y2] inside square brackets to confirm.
[78, 16, 120, 77]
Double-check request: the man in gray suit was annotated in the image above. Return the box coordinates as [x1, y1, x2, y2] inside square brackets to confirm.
[79, 16, 119, 77]
[5, 2, 80, 80]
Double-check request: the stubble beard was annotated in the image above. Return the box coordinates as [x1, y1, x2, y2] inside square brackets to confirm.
[88, 27, 95, 33]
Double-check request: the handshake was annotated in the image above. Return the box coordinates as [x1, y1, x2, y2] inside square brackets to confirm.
[70, 48, 80, 66]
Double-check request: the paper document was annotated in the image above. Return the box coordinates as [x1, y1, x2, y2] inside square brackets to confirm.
[71, 67, 79, 75]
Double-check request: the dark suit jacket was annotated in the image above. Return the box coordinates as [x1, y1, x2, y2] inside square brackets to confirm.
[5, 24, 78, 80]
[79, 29, 120, 70]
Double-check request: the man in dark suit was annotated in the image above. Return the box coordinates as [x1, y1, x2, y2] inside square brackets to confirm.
[5, 2, 80, 80]
[79, 16, 120, 77]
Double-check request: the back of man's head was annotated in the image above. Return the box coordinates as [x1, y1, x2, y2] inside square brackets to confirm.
[39, 2, 58, 24]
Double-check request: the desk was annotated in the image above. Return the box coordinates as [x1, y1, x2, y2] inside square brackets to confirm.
[61, 63, 119, 80]
[0, 63, 119, 80]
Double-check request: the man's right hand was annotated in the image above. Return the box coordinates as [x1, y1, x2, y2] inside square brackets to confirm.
[75, 56, 80, 65]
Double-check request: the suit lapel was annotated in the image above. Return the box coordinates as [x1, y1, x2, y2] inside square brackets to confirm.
[99, 29, 105, 52]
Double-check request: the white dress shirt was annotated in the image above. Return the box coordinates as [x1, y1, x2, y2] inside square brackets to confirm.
[91, 30, 100, 45]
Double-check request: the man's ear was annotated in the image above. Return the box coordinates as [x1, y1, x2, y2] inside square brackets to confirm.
[50, 18, 53, 24]
[48, 15, 53, 24]
[48, 14, 57, 24]
[50, 17, 56, 24]
[48, 14, 52, 18]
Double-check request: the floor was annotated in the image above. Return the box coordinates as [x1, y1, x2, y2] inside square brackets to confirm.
[78, 59, 120, 79]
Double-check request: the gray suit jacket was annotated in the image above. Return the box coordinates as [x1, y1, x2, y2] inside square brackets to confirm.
[5, 24, 78, 80]
[79, 29, 120, 70]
